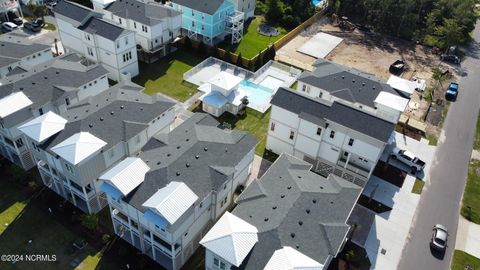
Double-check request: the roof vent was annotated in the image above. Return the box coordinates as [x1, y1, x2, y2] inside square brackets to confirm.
[185, 129, 188, 133]
[287, 186, 292, 190]
[342, 76, 345, 79]
[204, 147, 208, 151]
[176, 172, 180, 176]
[167, 153, 171, 157]
[44, 76, 48, 80]
[352, 79, 355, 83]
[135, 98, 139, 101]
[100, 117, 104, 121]
[296, 245, 300, 249]
[272, 206, 277, 210]
[140, 107, 143, 111]
[290, 233, 295, 238]
[298, 221, 303, 226]
[110, 111, 114, 115]
[121, 92, 125, 94]
[89, 124, 93, 128]
[186, 163, 190, 167]
[281, 195, 285, 198]
[120, 105, 124, 109]
[225, 148, 228, 152]
[362, 82, 366, 86]
[32, 82, 36, 85]
[312, 199, 317, 204]
[306, 209, 310, 214]
[249, 215, 252, 218]
[56, 71, 59, 74]
[298, 176, 302, 179]
[157, 161, 161, 165]
[372, 86, 376, 90]
[177, 146, 181, 149]
[186, 138, 190, 142]
[320, 186, 323, 189]
[264, 218, 269, 222]
[19, 87, 23, 90]
[330, 201, 334, 204]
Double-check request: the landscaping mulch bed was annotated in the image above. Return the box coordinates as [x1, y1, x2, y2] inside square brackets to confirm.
[372, 161, 407, 188]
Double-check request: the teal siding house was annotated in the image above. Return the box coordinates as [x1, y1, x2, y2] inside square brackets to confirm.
[170, 0, 244, 45]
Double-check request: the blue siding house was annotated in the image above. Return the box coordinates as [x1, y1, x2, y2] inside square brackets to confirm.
[170, 0, 244, 45]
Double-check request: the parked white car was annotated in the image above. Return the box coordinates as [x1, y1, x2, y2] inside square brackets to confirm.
[390, 147, 426, 173]
[1, 22, 18, 32]
[431, 224, 448, 251]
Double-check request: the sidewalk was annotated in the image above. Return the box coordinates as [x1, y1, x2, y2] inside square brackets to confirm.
[455, 216, 480, 259]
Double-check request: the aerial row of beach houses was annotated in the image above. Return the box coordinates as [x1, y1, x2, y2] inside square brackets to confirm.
[0, 0, 414, 269]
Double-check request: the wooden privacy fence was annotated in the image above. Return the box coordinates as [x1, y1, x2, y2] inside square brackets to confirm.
[176, 11, 324, 71]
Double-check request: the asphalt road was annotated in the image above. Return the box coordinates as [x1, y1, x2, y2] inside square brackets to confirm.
[397, 23, 480, 270]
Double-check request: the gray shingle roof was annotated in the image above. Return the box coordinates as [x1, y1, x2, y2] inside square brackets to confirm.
[0, 32, 50, 67]
[232, 153, 362, 269]
[299, 59, 403, 108]
[42, 82, 175, 150]
[124, 113, 258, 211]
[271, 88, 395, 142]
[79, 17, 129, 41]
[0, 55, 109, 109]
[54, 0, 93, 22]
[171, 0, 225, 15]
[105, 0, 181, 26]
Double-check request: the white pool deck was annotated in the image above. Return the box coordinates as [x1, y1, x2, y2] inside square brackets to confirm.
[184, 58, 301, 113]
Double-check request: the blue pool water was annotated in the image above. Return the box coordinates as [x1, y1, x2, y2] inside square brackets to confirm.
[238, 80, 274, 106]
[312, 0, 322, 6]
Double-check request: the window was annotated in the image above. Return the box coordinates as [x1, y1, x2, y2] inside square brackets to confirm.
[289, 131, 294, 140]
[85, 33, 90, 41]
[214, 257, 219, 267]
[125, 37, 128, 45]
[65, 163, 74, 175]
[330, 130, 335, 138]
[118, 18, 122, 24]
[31, 142, 40, 152]
[220, 196, 228, 207]
[65, 97, 70, 106]
[38, 108, 44, 115]
[319, 91, 323, 98]
[141, 25, 148, 33]
[191, 21, 195, 27]
[220, 262, 226, 270]
[348, 138, 354, 146]
[116, 42, 120, 49]
[270, 122, 275, 131]
[87, 47, 94, 57]
[316, 127, 322, 136]
[191, 9, 194, 16]
[130, 219, 139, 229]
[15, 138, 24, 148]
[133, 22, 136, 28]
[123, 51, 132, 62]
[201, 24, 205, 31]
[302, 84, 306, 92]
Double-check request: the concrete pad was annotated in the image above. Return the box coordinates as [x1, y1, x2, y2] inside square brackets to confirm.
[455, 216, 480, 259]
[297, 32, 343, 59]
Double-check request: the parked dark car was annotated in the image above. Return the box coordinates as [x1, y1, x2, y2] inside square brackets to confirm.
[440, 54, 461, 64]
[389, 60, 405, 75]
[6, 11, 23, 26]
[445, 82, 459, 101]
[24, 21, 42, 32]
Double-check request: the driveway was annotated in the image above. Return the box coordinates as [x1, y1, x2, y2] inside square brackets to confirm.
[397, 22, 480, 270]
[362, 132, 435, 269]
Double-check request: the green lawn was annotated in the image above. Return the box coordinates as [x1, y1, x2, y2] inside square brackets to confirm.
[133, 50, 204, 102]
[451, 250, 480, 270]
[0, 167, 103, 270]
[411, 179, 425, 194]
[461, 160, 480, 224]
[216, 108, 271, 157]
[473, 115, 480, 150]
[220, 16, 287, 59]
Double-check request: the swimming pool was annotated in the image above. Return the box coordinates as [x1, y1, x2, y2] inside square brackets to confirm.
[312, 0, 323, 6]
[238, 81, 274, 112]
[259, 75, 284, 91]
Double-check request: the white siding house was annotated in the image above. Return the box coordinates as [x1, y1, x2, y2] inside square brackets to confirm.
[20, 82, 176, 213]
[101, 113, 257, 270]
[54, 0, 139, 81]
[267, 88, 396, 187]
[93, 0, 182, 63]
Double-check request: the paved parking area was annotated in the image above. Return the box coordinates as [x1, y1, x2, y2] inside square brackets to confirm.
[362, 132, 436, 269]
